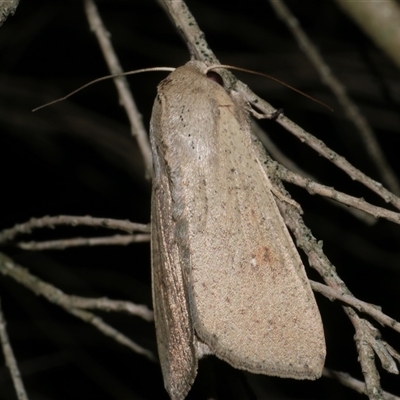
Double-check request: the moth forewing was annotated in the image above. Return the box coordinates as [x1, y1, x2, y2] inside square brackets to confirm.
[150, 97, 197, 400]
[150, 60, 326, 399]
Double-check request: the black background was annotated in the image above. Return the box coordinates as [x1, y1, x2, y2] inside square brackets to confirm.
[0, 1, 400, 399]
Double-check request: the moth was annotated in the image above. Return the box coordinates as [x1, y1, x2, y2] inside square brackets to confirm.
[150, 60, 326, 400]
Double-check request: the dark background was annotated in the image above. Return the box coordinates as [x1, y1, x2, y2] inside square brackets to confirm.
[0, 0, 399, 399]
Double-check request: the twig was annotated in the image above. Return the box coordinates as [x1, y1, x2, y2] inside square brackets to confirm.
[273, 161, 400, 225]
[0, 0, 19, 26]
[54, 295, 153, 321]
[323, 368, 400, 400]
[0, 252, 155, 360]
[310, 281, 400, 334]
[0, 252, 153, 321]
[0, 298, 29, 400]
[159, 1, 399, 397]
[269, 172, 390, 399]
[67, 307, 155, 361]
[0, 215, 150, 244]
[17, 234, 151, 250]
[251, 98, 400, 211]
[252, 122, 376, 225]
[157, 0, 219, 64]
[159, 0, 400, 212]
[83, 0, 153, 177]
[268, 0, 400, 196]
[352, 316, 385, 399]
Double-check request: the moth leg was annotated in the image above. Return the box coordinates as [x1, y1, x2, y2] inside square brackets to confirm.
[248, 107, 282, 120]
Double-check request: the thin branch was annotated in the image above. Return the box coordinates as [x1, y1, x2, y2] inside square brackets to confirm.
[158, 2, 399, 397]
[252, 101, 400, 212]
[0, 298, 29, 400]
[157, 0, 219, 64]
[83, 0, 153, 177]
[0, 252, 153, 321]
[323, 368, 400, 400]
[263, 155, 396, 397]
[17, 234, 151, 251]
[310, 281, 400, 335]
[252, 122, 376, 225]
[159, 0, 400, 212]
[55, 295, 153, 321]
[0, 215, 150, 244]
[270, 175, 389, 398]
[268, 0, 400, 195]
[0, 252, 155, 361]
[0, 0, 19, 26]
[273, 161, 400, 225]
[67, 307, 155, 361]
[352, 315, 385, 399]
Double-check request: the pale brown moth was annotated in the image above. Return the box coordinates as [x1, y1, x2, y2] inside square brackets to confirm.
[150, 60, 326, 400]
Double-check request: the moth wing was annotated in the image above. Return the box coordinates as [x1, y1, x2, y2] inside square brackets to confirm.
[150, 103, 197, 400]
[190, 160, 326, 379]
[178, 82, 326, 379]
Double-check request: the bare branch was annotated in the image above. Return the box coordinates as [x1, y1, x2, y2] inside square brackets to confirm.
[0, 252, 153, 321]
[0, 215, 150, 244]
[310, 281, 400, 335]
[257, 106, 400, 211]
[273, 161, 400, 225]
[252, 123, 376, 225]
[17, 234, 151, 250]
[0, 298, 29, 400]
[352, 316, 385, 399]
[268, 0, 400, 195]
[159, 0, 400, 212]
[0, 252, 155, 360]
[323, 368, 400, 400]
[0, 0, 19, 26]
[157, 2, 399, 397]
[83, 0, 153, 177]
[157, 0, 219, 64]
[267, 168, 392, 398]
[67, 307, 155, 361]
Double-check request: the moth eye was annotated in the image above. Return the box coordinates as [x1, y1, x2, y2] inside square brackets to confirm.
[206, 71, 224, 87]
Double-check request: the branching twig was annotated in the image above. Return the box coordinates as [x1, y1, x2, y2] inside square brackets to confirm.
[310, 281, 400, 335]
[0, 252, 155, 360]
[158, 4, 400, 397]
[273, 161, 400, 225]
[323, 368, 400, 400]
[0, 298, 29, 400]
[268, 170, 393, 399]
[2, 1, 398, 399]
[0, 252, 153, 321]
[158, 0, 400, 213]
[255, 106, 400, 212]
[252, 122, 376, 225]
[268, 0, 400, 196]
[67, 307, 155, 361]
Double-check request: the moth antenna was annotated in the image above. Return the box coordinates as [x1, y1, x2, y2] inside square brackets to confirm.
[32, 67, 175, 112]
[206, 64, 333, 112]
